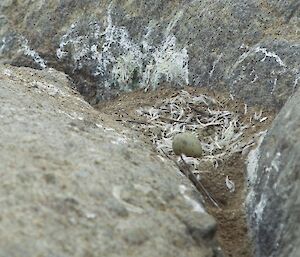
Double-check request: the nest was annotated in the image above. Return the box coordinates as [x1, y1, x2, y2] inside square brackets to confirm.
[136, 90, 268, 177]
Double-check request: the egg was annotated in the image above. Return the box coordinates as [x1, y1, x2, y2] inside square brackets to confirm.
[172, 132, 203, 158]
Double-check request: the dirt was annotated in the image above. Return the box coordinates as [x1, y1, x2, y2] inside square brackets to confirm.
[95, 86, 276, 257]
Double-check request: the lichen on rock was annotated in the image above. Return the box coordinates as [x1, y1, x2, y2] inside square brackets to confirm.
[55, 5, 189, 97]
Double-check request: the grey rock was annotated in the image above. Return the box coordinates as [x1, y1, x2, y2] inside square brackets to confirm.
[0, 0, 299, 107]
[0, 64, 223, 257]
[246, 87, 300, 257]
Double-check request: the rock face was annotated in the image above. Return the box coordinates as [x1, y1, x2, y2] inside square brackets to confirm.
[0, 0, 299, 107]
[0, 64, 223, 257]
[246, 87, 300, 257]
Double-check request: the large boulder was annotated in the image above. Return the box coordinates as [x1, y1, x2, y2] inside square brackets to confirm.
[0, 64, 223, 257]
[0, 0, 299, 107]
[246, 87, 300, 257]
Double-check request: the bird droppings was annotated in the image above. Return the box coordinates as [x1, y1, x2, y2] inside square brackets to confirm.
[96, 86, 277, 257]
[225, 176, 235, 193]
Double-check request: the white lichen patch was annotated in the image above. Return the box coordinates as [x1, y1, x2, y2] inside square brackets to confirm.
[254, 193, 267, 222]
[232, 45, 287, 73]
[0, 37, 7, 54]
[19, 36, 47, 69]
[143, 35, 189, 89]
[229, 43, 300, 95]
[56, 21, 102, 69]
[209, 53, 223, 79]
[269, 152, 281, 173]
[111, 51, 143, 91]
[245, 131, 269, 226]
[56, 5, 188, 92]
[292, 70, 300, 93]
[246, 131, 266, 187]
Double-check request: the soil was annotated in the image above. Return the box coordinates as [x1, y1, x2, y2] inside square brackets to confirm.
[95, 86, 276, 257]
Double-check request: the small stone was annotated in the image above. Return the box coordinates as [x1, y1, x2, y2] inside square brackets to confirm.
[172, 132, 203, 158]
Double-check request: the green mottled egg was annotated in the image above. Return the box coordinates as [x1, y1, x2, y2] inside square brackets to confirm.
[172, 132, 203, 158]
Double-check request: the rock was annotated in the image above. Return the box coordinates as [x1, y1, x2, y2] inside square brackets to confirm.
[172, 132, 203, 158]
[0, 0, 299, 107]
[246, 87, 300, 257]
[0, 64, 223, 257]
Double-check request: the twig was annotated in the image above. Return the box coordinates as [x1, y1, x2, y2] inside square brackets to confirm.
[180, 155, 220, 208]
[116, 119, 149, 125]
[190, 106, 210, 116]
[161, 150, 220, 208]
[159, 116, 192, 124]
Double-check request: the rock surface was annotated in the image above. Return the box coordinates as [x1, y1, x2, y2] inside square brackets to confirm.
[246, 87, 300, 257]
[0, 0, 299, 107]
[0, 64, 223, 257]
